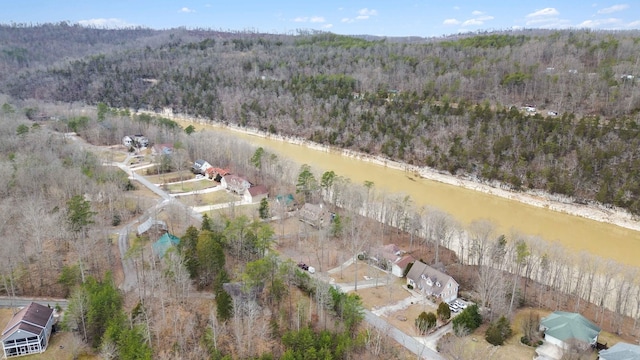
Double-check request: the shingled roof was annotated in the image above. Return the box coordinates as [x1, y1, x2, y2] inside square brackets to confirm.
[540, 311, 601, 345]
[599, 342, 640, 360]
[1, 302, 53, 339]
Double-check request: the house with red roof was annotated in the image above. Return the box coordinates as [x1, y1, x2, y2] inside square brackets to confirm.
[245, 185, 269, 204]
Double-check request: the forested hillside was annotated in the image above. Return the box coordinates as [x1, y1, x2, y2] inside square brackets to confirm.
[3, 24, 640, 213]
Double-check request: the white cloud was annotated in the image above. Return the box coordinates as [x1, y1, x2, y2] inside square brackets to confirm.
[358, 8, 378, 17]
[179, 7, 195, 13]
[458, 12, 494, 27]
[443, 18, 461, 25]
[294, 16, 325, 23]
[342, 8, 378, 23]
[526, 7, 559, 18]
[323, 24, 333, 29]
[597, 4, 629, 14]
[453, 6, 460, 10]
[578, 18, 623, 27]
[628, 20, 640, 27]
[471, 10, 484, 16]
[523, 7, 569, 28]
[356, 8, 377, 20]
[462, 19, 483, 26]
[77, 18, 135, 28]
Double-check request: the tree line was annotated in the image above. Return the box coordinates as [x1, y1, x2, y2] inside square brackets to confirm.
[2, 25, 640, 214]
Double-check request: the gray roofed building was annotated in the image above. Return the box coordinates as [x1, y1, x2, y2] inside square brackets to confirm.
[221, 174, 251, 195]
[539, 311, 600, 350]
[298, 203, 330, 228]
[2, 302, 55, 358]
[598, 342, 640, 360]
[406, 260, 458, 303]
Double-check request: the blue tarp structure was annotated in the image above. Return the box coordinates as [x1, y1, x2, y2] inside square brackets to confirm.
[152, 233, 180, 258]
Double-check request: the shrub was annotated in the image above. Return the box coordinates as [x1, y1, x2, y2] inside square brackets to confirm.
[452, 304, 482, 335]
[437, 301, 451, 321]
[407, 284, 413, 289]
[485, 316, 512, 346]
[415, 312, 437, 334]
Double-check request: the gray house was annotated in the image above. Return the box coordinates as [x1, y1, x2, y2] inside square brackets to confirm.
[599, 342, 640, 360]
[406, 260, 458, 303]
[221, 174, 251, 195]
[1, 302, 54, 358]
[192, 159, 212, 175]
[298, 203, 330, 228]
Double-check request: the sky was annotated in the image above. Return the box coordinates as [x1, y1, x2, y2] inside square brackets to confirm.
[2, 1, 640, 38]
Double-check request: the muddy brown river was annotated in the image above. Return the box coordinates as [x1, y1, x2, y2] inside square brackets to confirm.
[182, 119, 640, 268]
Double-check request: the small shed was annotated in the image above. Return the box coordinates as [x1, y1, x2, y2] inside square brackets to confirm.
[275, 194, 295, 211]
[152, 233, 180, 258]
[393, 255, 415, 278]
[245, 185, 269, 204]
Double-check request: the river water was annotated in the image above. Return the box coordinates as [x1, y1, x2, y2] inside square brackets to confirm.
[181, 119, 640, 268]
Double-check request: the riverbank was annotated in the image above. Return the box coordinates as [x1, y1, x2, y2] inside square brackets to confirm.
[149, 111, 640, 234]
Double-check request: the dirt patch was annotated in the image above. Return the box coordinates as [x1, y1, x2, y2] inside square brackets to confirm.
[384, 299, 438, 336]
[351, 278, 409, 309]
[179, 190, 239, 207]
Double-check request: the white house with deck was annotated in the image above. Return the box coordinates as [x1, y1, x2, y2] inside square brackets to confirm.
[1, 302, 54, 358]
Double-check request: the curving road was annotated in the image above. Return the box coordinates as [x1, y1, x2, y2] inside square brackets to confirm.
[108, 149, 446, 359]
[108, 155, 202, 292]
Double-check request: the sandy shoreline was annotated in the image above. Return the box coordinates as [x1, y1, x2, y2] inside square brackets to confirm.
[159, 112, 640, 233]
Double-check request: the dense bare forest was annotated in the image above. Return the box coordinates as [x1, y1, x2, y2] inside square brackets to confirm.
[3, 24, 640, 359]
[2, 24, 640, 213]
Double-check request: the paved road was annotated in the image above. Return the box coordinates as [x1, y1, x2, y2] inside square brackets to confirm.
[420, 322, 453, 353]
[0, 296, 68, 309]
[106, 144, 445, 358]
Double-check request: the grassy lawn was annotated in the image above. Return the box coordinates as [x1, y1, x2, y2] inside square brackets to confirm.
[353, 280, 411, 310]
[166, 180, 216, 193]
[141, 170, 194, 184]
[205, 203, 261, 219]
[179, 190, 239, 206]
